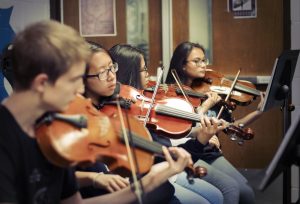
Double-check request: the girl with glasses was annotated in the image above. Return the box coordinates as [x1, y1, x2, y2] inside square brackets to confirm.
[165, 41, 266, 204]
[76, 41, 195, 204]
[109, 43, 234, 204]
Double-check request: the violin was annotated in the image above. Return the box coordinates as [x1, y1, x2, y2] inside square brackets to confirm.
[144, 81, 236, 111]
[144, 81, 203, 107]
[35, 95, 206, 181]
[192, 70, 261, 106]
[101, 84, 254, 142]
[103, 85, 194, 139]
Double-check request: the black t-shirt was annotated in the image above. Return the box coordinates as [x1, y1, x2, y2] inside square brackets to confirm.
[0, 105, 78, 203]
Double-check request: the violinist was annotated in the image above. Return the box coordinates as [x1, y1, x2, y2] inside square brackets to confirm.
[165, 41, 265, 204]
[109, 43, 229, 204]
[0, 20, 192, 204]
[79, 41, 197, 204]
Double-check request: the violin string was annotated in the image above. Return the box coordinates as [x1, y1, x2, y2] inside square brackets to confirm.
[159, 105, 199, 121]
[156, 104, 200, 122]
[126, 133, 163, 154]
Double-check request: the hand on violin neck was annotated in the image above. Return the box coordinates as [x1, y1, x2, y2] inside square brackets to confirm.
[208, 135, 221, 149]
[196, 116, 227, 145]
[198, 91, 221, 114]
[163, 146, 193, 175]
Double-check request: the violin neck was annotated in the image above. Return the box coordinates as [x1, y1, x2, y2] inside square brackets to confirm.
[120, 131, 163, 155]
[233, 81, 260, 96]
[176, 88, 207, 99]
[155, 104, 201, 123]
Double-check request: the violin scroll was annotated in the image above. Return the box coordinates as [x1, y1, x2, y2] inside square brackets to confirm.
[223, 124, 254, 145]
[185, 165, 207, 184]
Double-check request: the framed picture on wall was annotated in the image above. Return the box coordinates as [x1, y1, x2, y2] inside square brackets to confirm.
[227, 0, 257, 19]
[79, 0, 117, 37]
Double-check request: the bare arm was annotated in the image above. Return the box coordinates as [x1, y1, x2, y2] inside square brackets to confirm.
[61, 147, 192, 204]
[234, 92, 265, 127]
[75, 171, 129, 193]
[197, 92, 221, 115]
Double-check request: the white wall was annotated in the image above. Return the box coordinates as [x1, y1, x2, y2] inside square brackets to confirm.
[0, 0, 50, 33]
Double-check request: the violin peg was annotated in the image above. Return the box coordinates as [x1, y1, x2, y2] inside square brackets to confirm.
[237, 139, 244, 146]
[195, 166, 207, 178]
[229, 134, 238, 141]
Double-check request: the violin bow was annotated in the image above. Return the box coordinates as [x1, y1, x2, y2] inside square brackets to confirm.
[171, 69, 194, 107]
[116, 95, 144, 204]
[217, 69, 241, 119]
[143, 64, 164, 126]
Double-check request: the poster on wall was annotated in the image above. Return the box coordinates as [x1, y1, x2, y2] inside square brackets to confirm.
[227, 0, 257, 19]
[79, 0, 117, 37]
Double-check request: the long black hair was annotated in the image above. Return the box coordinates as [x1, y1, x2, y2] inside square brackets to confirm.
[165, 41, 205, 84]
[109, 44, 146, 90]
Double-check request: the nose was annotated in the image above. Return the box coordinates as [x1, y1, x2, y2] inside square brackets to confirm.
[107, 69, 116, 81]
[76, 79, 85, 94]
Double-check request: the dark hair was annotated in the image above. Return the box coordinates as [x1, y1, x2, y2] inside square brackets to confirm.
[11, 20, 90, 90]
[109, 44, 146, 90]
[84, 41, 114, 75]
[165, 41, 205, 84]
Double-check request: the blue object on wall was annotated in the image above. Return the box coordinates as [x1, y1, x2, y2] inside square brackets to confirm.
[0, 6, 15, 101]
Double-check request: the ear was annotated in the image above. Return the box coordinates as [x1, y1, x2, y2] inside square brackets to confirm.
[31, 73, 49, 93]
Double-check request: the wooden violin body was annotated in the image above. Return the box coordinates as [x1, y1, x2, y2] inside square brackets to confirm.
[102, 85, 195, 139]
[144, 81, 203, 107]
[144, 81, 236, 111]
[102, 84, 254, 142]
[35, 95, 153, 176]
[35, 95, 207, 179]
[192, 70, 261, 106]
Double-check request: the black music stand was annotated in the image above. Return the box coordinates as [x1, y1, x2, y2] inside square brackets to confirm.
[260, 50, 299, 113]
[258, 49, 300, 204]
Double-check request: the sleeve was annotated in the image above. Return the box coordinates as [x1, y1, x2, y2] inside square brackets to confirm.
[60, 167, 79, 200]
[178, 139, 207, 162]
[0, 127, 17, 202]
[0, 134, 17, 202]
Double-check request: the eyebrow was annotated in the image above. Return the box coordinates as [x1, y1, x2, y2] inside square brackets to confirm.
[96, 61, 113, 70]
[71, 74, 85, 81]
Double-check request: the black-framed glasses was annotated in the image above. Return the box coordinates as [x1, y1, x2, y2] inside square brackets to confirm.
[139, 65, 148, 73]
[186, 58, 209, 67]
[85, 63, 118, 81]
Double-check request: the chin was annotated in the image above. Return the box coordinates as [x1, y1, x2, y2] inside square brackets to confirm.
[198, 73, 206, 78]
[103, 90, 114, 97]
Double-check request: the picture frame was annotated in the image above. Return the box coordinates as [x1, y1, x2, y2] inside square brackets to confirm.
[79, 0, 117, 37]
[227, 0, 257, 19]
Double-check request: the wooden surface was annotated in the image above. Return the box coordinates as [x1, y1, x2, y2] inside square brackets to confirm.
[211, 0, 284, 75]
[210, 0, 284, 168]
[172, 0, 189, 48]
[148, 0, 162, 75]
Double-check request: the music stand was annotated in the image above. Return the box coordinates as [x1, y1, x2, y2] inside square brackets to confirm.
[258, 49, 300, 204]
[259, 116, 300, 191]
[260, 50, 300, 112]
